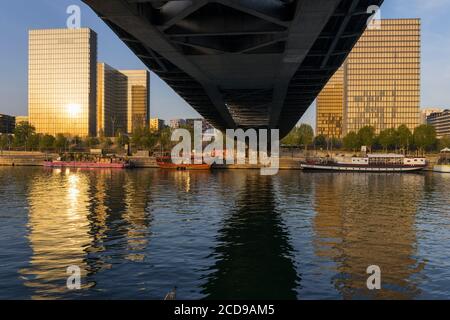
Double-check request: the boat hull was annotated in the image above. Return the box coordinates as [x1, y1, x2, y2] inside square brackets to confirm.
[433, 165, 450, 173]
[157, 163, 211, 170]
[301, 164, 426, 173]
[44, 161, 130, 169]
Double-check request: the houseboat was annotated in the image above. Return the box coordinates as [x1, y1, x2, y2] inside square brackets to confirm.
[433, 148, 450, 173]
[44, 154, 132, 169]
[301, 154, 427, 173]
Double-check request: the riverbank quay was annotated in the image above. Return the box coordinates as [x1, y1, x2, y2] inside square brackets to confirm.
[0, 151, 54, 166]
[0, 150, 441, 170]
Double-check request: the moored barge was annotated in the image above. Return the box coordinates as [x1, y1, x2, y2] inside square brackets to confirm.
[44, 154, 132, 169]
[301, 154, 426, 173]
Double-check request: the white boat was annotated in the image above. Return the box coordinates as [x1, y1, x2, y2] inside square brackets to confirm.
[301, 154, 427, 173]
[433, 148, 450, 173]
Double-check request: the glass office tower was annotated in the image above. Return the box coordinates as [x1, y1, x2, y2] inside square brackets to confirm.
[344, 19, 421, 135]
[97, 63, 128, 137]
[317, 19, 421, 137]
[316, 67, 344, 138]
[119, 70, 150, 134]
[28, 29, 97, 137]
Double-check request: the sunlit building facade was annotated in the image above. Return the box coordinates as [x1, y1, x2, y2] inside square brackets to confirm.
[119, 70, 150, 133]
[28, 29, 97, 137]
[15, 116, 29, 125]
[317, 19, 421, 137]
[316, 67, 344, 138]
[150, 118, 165, 132]
[97, 63, 127, 137]
[344, 19, 421, 135]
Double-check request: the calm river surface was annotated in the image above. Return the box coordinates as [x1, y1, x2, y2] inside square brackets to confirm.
[1, 167, 450, 300]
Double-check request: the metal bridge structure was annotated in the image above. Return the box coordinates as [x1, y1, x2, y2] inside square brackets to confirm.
[83, 0, 383, 137]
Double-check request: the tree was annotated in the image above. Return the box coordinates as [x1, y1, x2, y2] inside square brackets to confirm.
[438, 135, 450, 150]
[397, 124, 413, 152]
[39, 134, 55, 151]
[297, 124, 314, 151]
[357, 126, 376, 151]
[13, 122, 36, 150]
[378, 128, 398, 152]
[281, 128, 299, 146]
[54, 134, 68, 152]
[331, 137, 343, 150]
[85, 137, 100, 148]
[0, 134, 13, 151]
[102, 137, 113, 150]
[158, 127, 174, 151]
[314, 134, 327, 149]
[142, 132, 158, 150]
[71, 136, 83, 149]
[343, 131, 360, 151]
[116, 130, 130, 147]
[131, 124, 146, 149]
[28, 134, 40, 151]
[413, 124, 437, 153]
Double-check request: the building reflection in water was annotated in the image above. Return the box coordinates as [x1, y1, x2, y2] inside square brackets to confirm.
[202, 172, 299, 299]
[122, 171, 153, 263]
[312, 173, 425, 299]
[20, 168, 154, 299]
[20, 169, 93, 299]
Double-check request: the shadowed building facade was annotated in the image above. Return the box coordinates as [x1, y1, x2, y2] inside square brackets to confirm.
[97, 66, 150, 137]
[0, 114, 15, 134]
[28, 29, 97, 137]
[317, 19, 421, 137]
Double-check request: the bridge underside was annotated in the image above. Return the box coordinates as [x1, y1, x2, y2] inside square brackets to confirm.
[83, 0, 383, 137]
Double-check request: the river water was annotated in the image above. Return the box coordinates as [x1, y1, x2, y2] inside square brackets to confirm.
[1, 167, 449, 300]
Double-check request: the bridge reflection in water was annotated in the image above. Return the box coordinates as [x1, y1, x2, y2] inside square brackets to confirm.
[201, 173, 299, 300]
[1, 167, 446, 299]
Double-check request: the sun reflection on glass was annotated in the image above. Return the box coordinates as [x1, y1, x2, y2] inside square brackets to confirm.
[66, 103, 81, 117]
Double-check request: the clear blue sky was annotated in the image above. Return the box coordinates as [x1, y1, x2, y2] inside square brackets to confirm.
[1, 0, 450, 130]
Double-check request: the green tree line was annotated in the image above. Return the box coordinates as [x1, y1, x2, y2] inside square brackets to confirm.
[282, 123, 450, 154]
[0, 122, 188, 154]
[0, 123, 124, 152]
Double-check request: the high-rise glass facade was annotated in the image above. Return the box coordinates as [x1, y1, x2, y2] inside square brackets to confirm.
[344, 19, 421, 135]
[316, 67, 344, 138]
[317, 19, 421, 137]
[29, 29, 97, 137]
[97, 63, 127, 137]
[119, 70, 150, 133]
